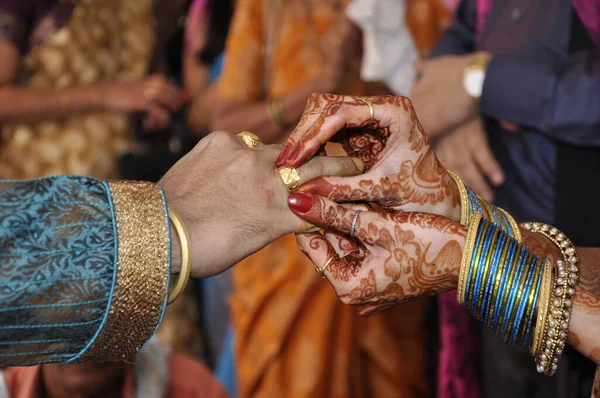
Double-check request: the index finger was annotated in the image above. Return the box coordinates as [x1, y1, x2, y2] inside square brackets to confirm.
[276, 94, 405, 168]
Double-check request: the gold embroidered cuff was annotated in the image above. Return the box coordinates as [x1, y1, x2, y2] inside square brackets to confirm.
[81, 181, 170, 362]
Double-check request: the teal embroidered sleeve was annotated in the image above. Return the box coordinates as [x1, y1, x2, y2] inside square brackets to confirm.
[0, 176, 170, 366]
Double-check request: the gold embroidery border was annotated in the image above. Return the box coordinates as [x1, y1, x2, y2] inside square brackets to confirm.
[81, 181, 169, 362]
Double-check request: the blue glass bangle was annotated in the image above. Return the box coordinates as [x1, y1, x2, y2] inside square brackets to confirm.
[509, 253, 538, 346]
[481, 232, 509, 321]
[471, 222, 496, 315]
[499, 246, 528, 339]
[464, 220, 488, 310]
[520, 258, 545, 347]
[491, 238, 518, 331]
[495, 207, 512, 237]
[466, 186, 484, 216]
[475, 225, 499, 319]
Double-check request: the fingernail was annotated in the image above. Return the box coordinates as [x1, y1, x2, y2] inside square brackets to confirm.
[490, 171, 504, 186]
[275, 145, 290, 166]
[284, 146, 300, 166]
[351, 157, 365, 172]
[288, 193, 313, 214]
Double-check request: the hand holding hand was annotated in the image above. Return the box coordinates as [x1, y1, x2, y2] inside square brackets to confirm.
[276, 93, 461, 221]
[103, 74, 187, 130]
[160, 131, 364, 278]
[288, 194, 465, 316]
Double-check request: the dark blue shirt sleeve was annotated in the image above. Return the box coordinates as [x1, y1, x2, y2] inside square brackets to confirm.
[430, 0, 476, 57]
[481, 51, 600, 147]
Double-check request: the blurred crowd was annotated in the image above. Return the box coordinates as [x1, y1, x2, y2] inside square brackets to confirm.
[0, 0, 598, 397]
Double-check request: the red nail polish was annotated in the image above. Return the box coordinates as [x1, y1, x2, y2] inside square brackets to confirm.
[284, 146, 300, 166]
[276, 145, 290, 166]
[288, 193, 313, 214]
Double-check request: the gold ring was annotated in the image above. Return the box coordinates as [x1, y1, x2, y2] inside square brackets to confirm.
[357, 97, 375, 123]
[237, 131, 261, 148]
[278, 166, 301, 192]
[316, 254, 337, 278]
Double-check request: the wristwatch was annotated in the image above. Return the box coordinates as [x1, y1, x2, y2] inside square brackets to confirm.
[462, 52, 492, 100]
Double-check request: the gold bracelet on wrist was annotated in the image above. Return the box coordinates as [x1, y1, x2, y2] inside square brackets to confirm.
[457, 213, 483, 305]
[448, 170, 470, 226]
[167, 207, 191, 304]
[531, 259, 553, 357]
[521, 222, 579, 375]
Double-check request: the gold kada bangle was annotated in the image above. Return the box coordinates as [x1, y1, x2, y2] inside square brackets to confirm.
[457, 213, 483, 305]
[168, 207, 191, 304]
[447, 170, 470, 226]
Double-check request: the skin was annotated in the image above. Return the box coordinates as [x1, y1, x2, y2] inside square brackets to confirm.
[279, 94, 600, 367]
[0, 39, 185, 131]
[434, 117, 504, 202]
[159, 130, 364, 278]
[411, 53, 505, 202]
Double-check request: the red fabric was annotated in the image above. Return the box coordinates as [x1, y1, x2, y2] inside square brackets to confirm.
[437, 291, 481, 398]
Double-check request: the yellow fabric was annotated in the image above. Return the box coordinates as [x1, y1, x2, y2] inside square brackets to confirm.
[221, 1, 454, 396]
[0, 0, 154, 180]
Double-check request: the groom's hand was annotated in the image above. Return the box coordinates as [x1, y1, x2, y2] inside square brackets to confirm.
[160, 131, 364, 278]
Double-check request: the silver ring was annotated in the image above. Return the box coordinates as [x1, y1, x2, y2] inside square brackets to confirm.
[350, 210, 362, 238]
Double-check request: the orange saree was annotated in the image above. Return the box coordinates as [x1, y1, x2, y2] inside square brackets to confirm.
[218, 0, 453, 396]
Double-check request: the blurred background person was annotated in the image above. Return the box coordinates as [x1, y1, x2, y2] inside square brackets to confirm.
[0, 0, 186, 181]
[208, 0, 457, 397]
[184, 0, 235, 138]
[0, 339, 227, 398]
[411, 0, 600, 397]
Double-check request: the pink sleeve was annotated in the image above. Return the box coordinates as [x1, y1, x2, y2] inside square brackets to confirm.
[184, 0, 208, 54]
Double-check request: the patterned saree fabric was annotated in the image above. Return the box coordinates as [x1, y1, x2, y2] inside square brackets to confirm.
[0, 176, 170, 366]
[218, 1, 455, 396]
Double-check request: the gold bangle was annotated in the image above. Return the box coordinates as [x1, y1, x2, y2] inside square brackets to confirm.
[500, 208, 522, 242]
[457, 212, 482, 305]
[447, 170, 470, 226]
[531, 259, 553, 355]
[167, 207, 191, 304]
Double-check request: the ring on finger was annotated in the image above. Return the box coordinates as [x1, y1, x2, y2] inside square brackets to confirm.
[278, 166, 301, 192]
[357, 97, 375, 123]
[237, 131, 261, 148]
[316, 254, 337, 278]
[350, 210, 362, 238]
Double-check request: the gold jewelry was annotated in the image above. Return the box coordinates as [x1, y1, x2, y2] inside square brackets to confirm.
[500, 208, 522, 242]
[237, 131, 261, 148]
[521, 222, 580, 375]
[357, 97, 375, 123]
[167, 207, 191, 304]
[531, 259, 553, 356]
[278, 166, 301, 192]
[457, 213, 483, 305]
[316, 254, 337, 278]
[448, 170, 469, 226]
[268, 98, 288, 128]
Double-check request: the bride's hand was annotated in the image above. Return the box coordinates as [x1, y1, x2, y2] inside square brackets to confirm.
[288, 192, 465, 315]
[276, 93, 460, 221]
[160, 131, 364, 278]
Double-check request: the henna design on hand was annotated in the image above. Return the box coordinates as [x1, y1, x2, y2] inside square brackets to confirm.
[282, 94, 460, 219]
[573, 289, 600, 315]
